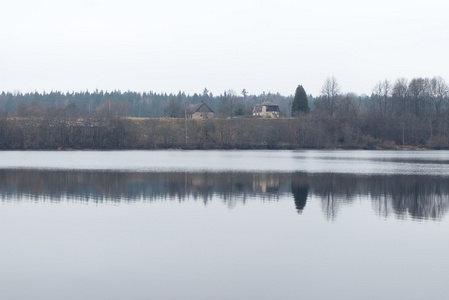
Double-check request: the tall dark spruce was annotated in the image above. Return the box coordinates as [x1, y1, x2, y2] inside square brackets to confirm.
[291, 85, 309, 116]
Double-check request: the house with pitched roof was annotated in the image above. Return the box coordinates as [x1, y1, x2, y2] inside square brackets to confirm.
[252, 101, 280, 118]
[188, 102, 214, 119]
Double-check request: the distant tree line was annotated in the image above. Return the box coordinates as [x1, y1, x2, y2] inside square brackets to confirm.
[0, 89, 294, 119]
[0, 75, 448, 149]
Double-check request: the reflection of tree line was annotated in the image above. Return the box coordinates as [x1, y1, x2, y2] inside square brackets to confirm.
[292, 173, 449, 220]
[0, 171, 291, 204]
[1, 170, 448, 220]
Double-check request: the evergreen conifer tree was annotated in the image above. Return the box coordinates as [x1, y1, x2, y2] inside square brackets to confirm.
[292, 85, 309, 116]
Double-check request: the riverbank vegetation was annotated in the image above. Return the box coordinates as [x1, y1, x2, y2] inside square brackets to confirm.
[0, 115, 445, 150]
[0, 76, 448, 150]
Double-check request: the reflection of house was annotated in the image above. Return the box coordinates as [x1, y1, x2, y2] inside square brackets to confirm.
[188, 103, 214, 119]
[252, 101, 280, 118]
[253, 173, 280, 193]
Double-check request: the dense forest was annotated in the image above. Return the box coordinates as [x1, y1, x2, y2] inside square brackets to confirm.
[0, 88, 293, 118]
[0, 76, 448, 149]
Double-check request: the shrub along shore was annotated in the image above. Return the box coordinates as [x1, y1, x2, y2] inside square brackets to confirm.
[0, 116, 446, 150]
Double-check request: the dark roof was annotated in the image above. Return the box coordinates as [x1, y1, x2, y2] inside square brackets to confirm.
[189, 102, 214, 114]
[253, 101, 280, 112]
[255, 101, 278, 107]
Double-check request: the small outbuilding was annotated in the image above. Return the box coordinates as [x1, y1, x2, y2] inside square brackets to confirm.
[188, 102, 214, 119]
[252, 101, 280, 118]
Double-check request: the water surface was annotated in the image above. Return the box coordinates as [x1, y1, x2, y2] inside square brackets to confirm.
[1, 150, 448, 300]
[1, 149, 449, 175]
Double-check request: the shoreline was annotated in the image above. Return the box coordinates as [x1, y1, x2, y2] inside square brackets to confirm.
[0, 145, 435, 151]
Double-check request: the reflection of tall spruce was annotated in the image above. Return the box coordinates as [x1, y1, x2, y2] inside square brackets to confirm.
[291, 173, 308, 213]
[0, 170, 448, 220]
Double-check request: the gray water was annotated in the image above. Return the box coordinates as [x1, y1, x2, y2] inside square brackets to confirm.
[1, 150, 449, 300]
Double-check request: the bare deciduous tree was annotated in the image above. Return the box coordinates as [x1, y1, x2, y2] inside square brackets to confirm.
[392, 78, 408, 116]
[321, 76, 341, 117]
[408, 77, 430, 117]
[337, 93, 360, 119]
[429, 76, 449, 113]
[372, 79, 391, 117]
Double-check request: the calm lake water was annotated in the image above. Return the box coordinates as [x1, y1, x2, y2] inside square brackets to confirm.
[1, 150, 449, 300]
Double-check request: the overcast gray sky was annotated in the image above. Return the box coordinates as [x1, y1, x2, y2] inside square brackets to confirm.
[1, 0, 448, 96]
